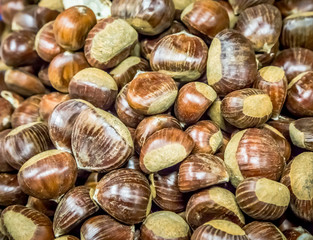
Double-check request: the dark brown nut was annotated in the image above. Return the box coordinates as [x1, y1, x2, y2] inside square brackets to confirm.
[53, 6, 96, 51]
[11, 5, 59, 32]
[1, 91, 24, 109]
[134, 114, 181, 154]
[94, 169, 151, 225]
[55, 236, 79, 240]
[236, 177, 290, 220]
[39, 92, 70, 122]
[0, 31, 40, 67]
[244, 221, 286, 240]
[186, 187, 245, 230]
[141, 211, 190, 240]
[53, 186, 99, 237]
[181, 0, 229, 39]
[1, 205, 54, 240]
[1, 0, 28, 25]
[185, 120, 223, 154]
[72, 107, 134, 172]
[69, 68, 118, 110]
[256, 40, 279, 68]
[229, 0, 274, 15]
[48, 99, 93, 153]
[84, 17, 138, 69]
[224, 128, 285, 187]
[268, 115, 295, 141]
[178, 153, 229, 192]
[150, 31, 208, 82]
[272, 48, 313, 83]
[26, 196, 57, 217]
[0, 129, 15, 172]
[235, 4, 282, 53]
[174, 82, 217, 125]
[4, 69, 45, 97]
[48, 51, 90, 93]
[275, 0, 313, 17]
[111, 0, 175, 36]
[150, 171, 186, 213]
[18, 150, 77, 200]
[281, 152, 313, 222]
[253, 66, 288, 119]
[11, 95, 42, 128]
[191, 220, 248, 240]
[221, 88, 273, 129]
[0, 98, 13, 131]
[110, 56, 150, 89]
[80, 215, 135, 240]
[0, 173, 28, 206]
[139, 128, 194, 174]
[115, 84, 145, 128]
[286, 71, 313, 117]
[35, 21, 65, 62]
[126, 72, 178, 115]
[281, 12, 313, 51]
[283, 226, 313, 240]
[207, 29, 257, 96]
[290, 118, 313, 151]
[4, 122, 52, 170]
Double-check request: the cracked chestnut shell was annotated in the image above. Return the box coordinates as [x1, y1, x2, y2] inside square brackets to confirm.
[243, 221, 287, 240]
[94, 169, 151, 225]
[290, 118, 313, 151]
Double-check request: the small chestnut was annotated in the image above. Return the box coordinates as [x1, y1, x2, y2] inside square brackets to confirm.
[289, 118, 313, 151]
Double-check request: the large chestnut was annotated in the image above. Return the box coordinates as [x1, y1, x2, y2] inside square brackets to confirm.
[93, 169, 151, 225]
[244, 221, 287, 240]
[289, 118, 313, 151]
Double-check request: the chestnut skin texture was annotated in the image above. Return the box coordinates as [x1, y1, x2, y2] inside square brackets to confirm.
[0, 98, 13, 132]
[275, 0, 313, 17]
[80, 215, 135, 240]
[229, 0, 274, 15]
[283, 226, 313, 240]
[243, 221, 286, 240]
[0, 129, 15, 172]
[268, 115, 294, 141]
[53, 5, 97, 51]
[26, 196, 57, 217]
[94, 169, 151, 225]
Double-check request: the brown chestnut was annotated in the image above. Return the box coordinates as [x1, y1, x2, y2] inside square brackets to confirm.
[0, 129, 15, 172]
[0, 98, 13, 132]
[38, 64, 52, 87]
[1, 0, 28, 25]
[289, 118, 313, 151]
[256, 40, 280, 68]
[229, 0, 274, 15]
[244, 221, 286, 240]
[268, 115, 295, 141]
[275, 0, 313, 17]
[53, 6, 96, 51]
[69, 67, 118, 110]
[26, 196, 57, 217]
[93, 169, 151, 225]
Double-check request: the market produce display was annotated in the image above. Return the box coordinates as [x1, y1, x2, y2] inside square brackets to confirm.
[0, 0, 313, 239]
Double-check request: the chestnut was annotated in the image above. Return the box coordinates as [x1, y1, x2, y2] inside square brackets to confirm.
[289, 118, 313, 151]
[0, 129, 15, 172]
[268, 115, 295, 141]
[186, 187, 245, 229]
[0, 30, 40, 67]
[115, 84, 145, 128]
[134, 114, 182, 154]
[1, 0, 28, 25]
[4, 69, 46, 97]
[48, 51, 90, 93]
[0, 98, 13, 132]
[272, 48, 313, 83]
[84, 17, 138, 69]
[174, 82, 217, 125]
[281, 152, 313, 221]
[93, 169, 151, 225]
[53, 6, 96, 51]
[224, 128, 285, 187]
[141, 211, 190, 240]
[124, 155, 141, 171]
[111, 0, 175, 36]
[48, 99, 93, 153]
[150, 31, 208, 82]
[39, 92, 70, 122]
[281, 12, 313, 51]
[181, 0, 229, 39]
[69, 67, 118, 110]
[275, 0, 313, 17]
[4, 122, 52, 170]
[110, 56, 150, 89]
[150, 171, 186, 213]
[191, 220, 248, 240]
[139, 128, 194, 174]
[72, 107, 134, 172]
[1, 90, 24, 109]
[18, 149, 77, 200]
[221, 88, 273, 129]
[254, 66, 288, 119]
[244, 221, 286, 240]
[256, 40, 280, 68]
[38, 64, 52, 87]
[178, 153, 229, 192]
[35, 21, 65, 62]
[185, 120, 223, 154]
[229, 0, 274, 15]
[26, 196, 57, 217]
[127, 72, 178, 115]
[1, 205, 54, 240]
[283, 226, 313, 240]
[286, 71, 313, 117]
[53, 186, 99, 237]
[80, 215, 135, 240]
[0, 173, 28, 206]
[207, 29, 257, 96]
[235, 4, 282, 53]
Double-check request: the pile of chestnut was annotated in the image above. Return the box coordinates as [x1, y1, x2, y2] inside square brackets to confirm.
[0, 0, 313, 239]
